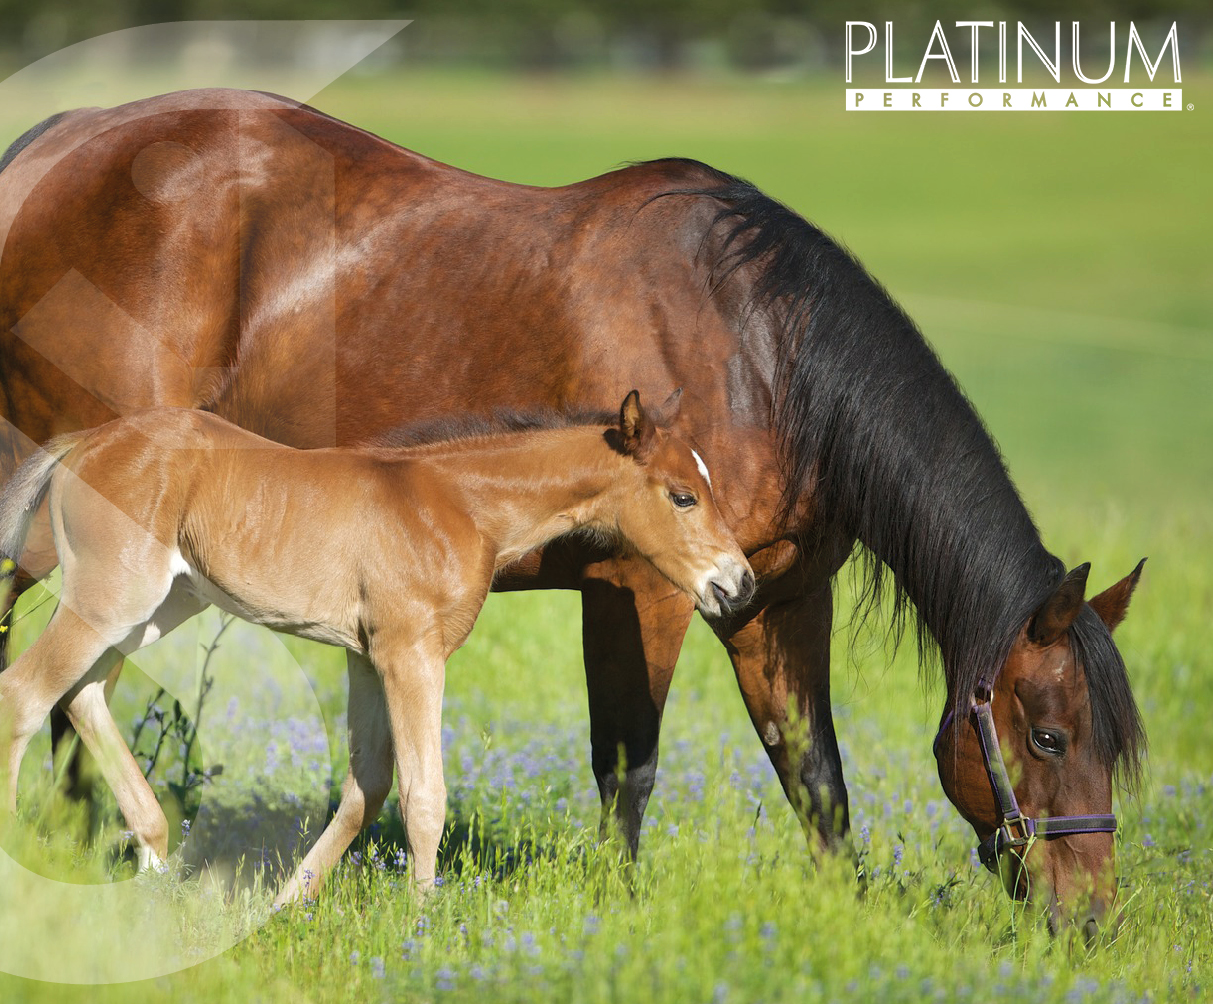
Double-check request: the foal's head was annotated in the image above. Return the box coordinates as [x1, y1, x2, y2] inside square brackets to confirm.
[935, 561, 1145, 939]
[606, 391, 754, 618]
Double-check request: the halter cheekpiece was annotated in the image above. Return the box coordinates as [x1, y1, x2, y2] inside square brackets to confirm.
[933, 680, 1117, 875]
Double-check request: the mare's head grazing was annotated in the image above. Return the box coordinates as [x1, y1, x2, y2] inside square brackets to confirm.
[934, 560, 1146, 938]
[662, 164, 1146, 935]
[607, 390, 753, 619]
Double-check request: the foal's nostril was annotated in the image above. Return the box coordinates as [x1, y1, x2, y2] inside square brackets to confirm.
[739, 570, 755, 601]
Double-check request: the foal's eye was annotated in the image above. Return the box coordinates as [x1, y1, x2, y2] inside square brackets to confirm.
[1030, 728, 1067, 756]
[670, 492, 697, 508]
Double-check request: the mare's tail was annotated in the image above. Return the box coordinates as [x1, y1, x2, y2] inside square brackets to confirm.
[0, 433, 87, 590]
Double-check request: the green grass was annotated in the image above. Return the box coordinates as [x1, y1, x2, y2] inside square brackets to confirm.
[0, 68, 1210, 1001]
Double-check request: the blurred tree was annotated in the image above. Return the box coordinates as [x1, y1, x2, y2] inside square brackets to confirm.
[0, 0, 1205, 74]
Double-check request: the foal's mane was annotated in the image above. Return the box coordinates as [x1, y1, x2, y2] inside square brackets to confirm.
[0, 111, 67, 176]
[369, 407, 618, 450]
[646, 159, 1144, 784]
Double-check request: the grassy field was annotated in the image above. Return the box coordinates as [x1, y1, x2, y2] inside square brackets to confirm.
[0, 68, 1210, 1001]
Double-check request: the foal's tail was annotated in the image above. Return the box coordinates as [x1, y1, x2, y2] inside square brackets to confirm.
[0, 432, 86, 585]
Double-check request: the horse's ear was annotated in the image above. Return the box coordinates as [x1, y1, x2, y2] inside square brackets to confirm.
[1028, 563, 1090, 646]
[618, 390, 654, 458]
[660, 388, 683, 424]
[1088, 558, 1146, 633]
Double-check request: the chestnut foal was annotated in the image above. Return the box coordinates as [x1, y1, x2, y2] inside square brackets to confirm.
[0, 392, 753, 900]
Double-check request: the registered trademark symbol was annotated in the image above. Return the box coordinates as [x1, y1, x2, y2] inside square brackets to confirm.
[1188, 103, 1195, 110]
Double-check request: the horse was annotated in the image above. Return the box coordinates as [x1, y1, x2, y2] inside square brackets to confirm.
[0, 88, 1145, 932]
[0, 391, 754, 899]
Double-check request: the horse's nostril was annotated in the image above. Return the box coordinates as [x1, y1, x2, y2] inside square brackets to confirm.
[740, 570, 755, 598]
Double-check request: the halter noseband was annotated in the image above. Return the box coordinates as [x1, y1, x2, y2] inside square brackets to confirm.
[933, 682, 1117, 875]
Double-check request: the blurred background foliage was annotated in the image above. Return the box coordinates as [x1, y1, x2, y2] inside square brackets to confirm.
[0, 0, 1207, 77]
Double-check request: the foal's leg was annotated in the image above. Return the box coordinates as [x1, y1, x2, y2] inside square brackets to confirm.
[53, 588, 208, 869]
[49, 658, 123, 798]
[58, 651, 168, 868]
[0, 604, 117, 812]
[275, 650, 395, 906]
[579, 556, 695, 858]
[374, 636, 447, 890]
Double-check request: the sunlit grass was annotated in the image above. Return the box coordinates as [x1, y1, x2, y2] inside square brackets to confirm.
[2, 537, 1207, 1001]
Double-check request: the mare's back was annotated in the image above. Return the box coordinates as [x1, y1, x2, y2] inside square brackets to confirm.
[0, 91, 744, 457]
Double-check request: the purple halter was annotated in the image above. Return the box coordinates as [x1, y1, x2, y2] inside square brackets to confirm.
[933, 682, 1117, 874]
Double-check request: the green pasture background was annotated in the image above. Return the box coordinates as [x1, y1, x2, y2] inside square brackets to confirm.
[0, 66, 1210, 1002]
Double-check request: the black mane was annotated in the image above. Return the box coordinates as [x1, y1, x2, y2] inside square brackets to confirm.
[650, 160, 1144, 784]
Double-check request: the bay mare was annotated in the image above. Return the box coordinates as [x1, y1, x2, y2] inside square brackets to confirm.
[0, 90, 1144, 929]
[0, 393, 753, 899]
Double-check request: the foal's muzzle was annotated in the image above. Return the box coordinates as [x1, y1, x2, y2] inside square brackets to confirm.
[708, 567, 755, 616]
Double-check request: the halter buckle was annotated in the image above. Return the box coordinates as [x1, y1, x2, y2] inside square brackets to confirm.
[996, 814, 1036, 849]
[978, 814, 1037, 873]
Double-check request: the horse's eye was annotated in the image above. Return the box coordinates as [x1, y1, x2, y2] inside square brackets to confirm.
[1030, 728, 1067, 756]
[670, 492, 697, 508]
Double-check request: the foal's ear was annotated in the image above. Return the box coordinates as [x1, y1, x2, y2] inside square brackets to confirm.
[660, 388, 683, 424]
[1088, 558, 1146, 633]
[618, 390, 655, 458]
[1028, 563, 1090, 646]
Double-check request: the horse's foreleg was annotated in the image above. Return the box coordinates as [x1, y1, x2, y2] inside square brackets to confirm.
[717, 578, 850, 855]
[276, 651, 395, 907]
[373, 637, 447, 891]
[580, 557, 695, 859]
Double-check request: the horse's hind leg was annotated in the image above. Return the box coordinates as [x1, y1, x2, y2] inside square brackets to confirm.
[2, 559, 198, 863]
[4, 575, 114, 807]
[276, 651, 394, 906]
[59, 657, 168, 869]
[1, 562, 98, 801]
[49, 660, 122, 800]
[0, 604, 116, 812]
[57, 586, 207, 869]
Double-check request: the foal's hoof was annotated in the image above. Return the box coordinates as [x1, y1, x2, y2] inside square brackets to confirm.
[136, 846, 168, 875]
[413, 877, 439, 897]
[273, 871, 320, 910]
